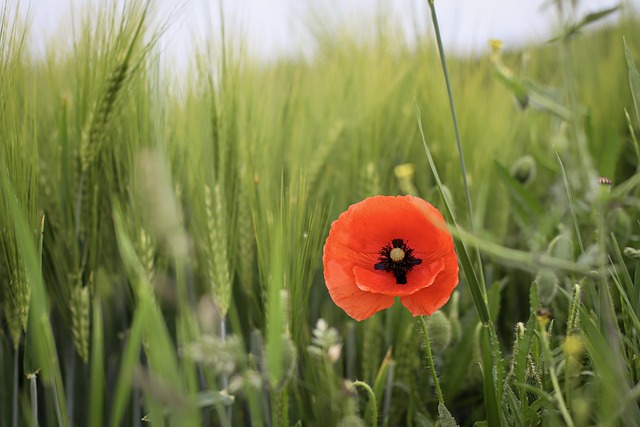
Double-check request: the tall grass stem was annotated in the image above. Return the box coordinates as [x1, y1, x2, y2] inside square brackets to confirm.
[220, 317, 231, 426]
[29, 374, 38, 426]
[12, 345, 18, 427]
[426, 0, 474, 231]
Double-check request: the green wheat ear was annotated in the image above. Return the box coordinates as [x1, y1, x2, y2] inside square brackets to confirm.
[79, 56, 130, 172]
[2, 266, 30, 349]
[204, 183, 232, 317]
[235, 167, 255, 294]
[4, 299, 23, 349]
[70, 282, 90, 363]
[138, 228, 156, 284]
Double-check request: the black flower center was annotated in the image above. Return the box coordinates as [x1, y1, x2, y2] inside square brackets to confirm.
[374, 238, 422, 285]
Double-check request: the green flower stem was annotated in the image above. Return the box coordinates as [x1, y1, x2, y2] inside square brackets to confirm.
[351, 380, 378, 427]
[417, 316, 445, 406]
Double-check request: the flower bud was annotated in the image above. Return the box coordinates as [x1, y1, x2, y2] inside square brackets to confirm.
[427, 310, 452, 353]
[510, 155, 537, 186]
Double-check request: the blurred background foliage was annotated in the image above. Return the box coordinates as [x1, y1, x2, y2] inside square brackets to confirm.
[1, 0, 640, 425]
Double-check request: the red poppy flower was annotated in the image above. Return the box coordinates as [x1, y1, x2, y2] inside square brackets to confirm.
[323, 195, 459, 321]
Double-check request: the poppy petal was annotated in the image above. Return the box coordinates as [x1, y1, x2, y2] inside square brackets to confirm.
[323, 256, 395, 321]
[400, 254, 459, 316]
[341, 196, 450, 258]
[352, 257, 445, 297]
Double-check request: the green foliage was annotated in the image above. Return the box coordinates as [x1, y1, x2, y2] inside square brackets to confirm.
[2, 0, 640, 425]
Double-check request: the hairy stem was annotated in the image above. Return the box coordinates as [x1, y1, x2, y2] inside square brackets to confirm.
[417, 316, 445, 406]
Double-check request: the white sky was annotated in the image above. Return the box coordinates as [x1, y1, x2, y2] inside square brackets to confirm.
[19, 0, 640, 63]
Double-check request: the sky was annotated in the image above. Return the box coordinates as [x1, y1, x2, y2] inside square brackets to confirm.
[19, 0, 640, 63]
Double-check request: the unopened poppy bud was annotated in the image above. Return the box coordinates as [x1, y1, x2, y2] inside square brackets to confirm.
[510, 155, 537, 186]
[427, 310, 452, 353]
[535, 268, 558, 305]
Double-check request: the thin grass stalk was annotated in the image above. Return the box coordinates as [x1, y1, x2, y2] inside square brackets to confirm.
[424, 0, 487, 308]
[382, 360, 394, 426]
[65, 340, 76, 427]
[12, 344, 18, 427]
[624, 109, 640, 170]
[554, 149, 585, 254]
[352, 381, 377, 427]
[220, 317, 231, 426]
[417, 316, 444, 406]
[425, 0, 473, 231]
[415, 106, 491, 325]
[557, 4, 594, 183]
[88, 298, 104, 427]
[0, 339, 3, 426]
[50, 375, 65, 427]
[29, 374, 38, 427]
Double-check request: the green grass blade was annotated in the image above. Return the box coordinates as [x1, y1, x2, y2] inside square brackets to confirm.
[624, 38, 640, 128]
[266, 221, 284, 388]
[415, 104, 490, 325]
[554, 148, 585, 254]
[481, 326, 502, 427]
[109, 300, 146, 427]
[0, 165, 68, 427]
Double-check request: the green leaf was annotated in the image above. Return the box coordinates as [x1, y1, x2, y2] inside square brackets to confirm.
[549, 5, 621, 41]
[487, 281, 504, 326]
[577, 5, 621, 30]
[625, 38, 640, 129]
[438, 402, 459, 427]
[0, 166, 69, 426]
[494, 161, 543, 227]
[481, 325, 503, 427]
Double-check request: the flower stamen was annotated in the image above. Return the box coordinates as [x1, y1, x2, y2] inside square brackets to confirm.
[374, 238, 422, 285]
